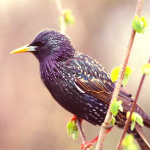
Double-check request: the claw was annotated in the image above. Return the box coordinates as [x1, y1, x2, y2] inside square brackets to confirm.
[81, 141, 93, 150]
[80, 136, 99, 150]
[80, 125, 113, 150]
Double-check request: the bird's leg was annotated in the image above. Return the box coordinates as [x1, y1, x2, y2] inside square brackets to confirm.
[106, 125, 113, 134]
[80, 126, 113, 150]
[70, 115, 78, 122]
[70, 115, 82, 123]
[70, 115, 113, 150]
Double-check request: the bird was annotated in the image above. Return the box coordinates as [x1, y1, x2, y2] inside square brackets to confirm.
[11, 29, 150, 150]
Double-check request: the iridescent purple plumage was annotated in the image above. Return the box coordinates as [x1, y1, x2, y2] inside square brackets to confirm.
[28, 29, 150, 149]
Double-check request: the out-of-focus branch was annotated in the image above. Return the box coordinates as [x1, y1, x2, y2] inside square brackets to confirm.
[95, 0, 143, 150]
[55, 0, 66, 34]
[55, 0, 63, 13]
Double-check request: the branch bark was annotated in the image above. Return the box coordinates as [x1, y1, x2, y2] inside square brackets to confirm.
[95, 0, 143, 150]
[55, 0, 66, 34]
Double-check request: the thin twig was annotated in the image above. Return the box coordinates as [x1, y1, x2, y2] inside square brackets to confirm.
[76, 119, 86, 142]
[95, 0, 143, 150]
[116, 56, 149, 150]
[76, 119, 92, 150]
[55, 0, 63, 13]
[55, 0, 66, 34]
[55, 0, 87, 147]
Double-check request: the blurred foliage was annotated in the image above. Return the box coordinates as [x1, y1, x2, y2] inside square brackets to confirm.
[141, 63, 150, 75]
[126, 112, 144, 131]
[122, 134, 138, 150]
[63, 9, 75, 26]
[59, 9, 75, 31]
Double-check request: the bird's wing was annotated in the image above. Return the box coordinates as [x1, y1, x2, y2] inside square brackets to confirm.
[65, 53, 133, 109]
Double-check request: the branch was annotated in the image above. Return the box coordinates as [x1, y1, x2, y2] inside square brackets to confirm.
[55, 0, 66, 34]
[76, 119, 86, 142]
[95, 0, 143, 150]
[116, 56, 149, 150]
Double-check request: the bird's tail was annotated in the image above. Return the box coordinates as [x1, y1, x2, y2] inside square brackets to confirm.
[133, 125, 150, 150]
[144, 115, 150, 129]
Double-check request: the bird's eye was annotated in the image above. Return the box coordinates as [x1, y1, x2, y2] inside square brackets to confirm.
[38, 40, 47, 47]
[30, 39, 47, 47]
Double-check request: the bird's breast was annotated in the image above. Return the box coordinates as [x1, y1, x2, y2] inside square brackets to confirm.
[40, 60, 78, 101]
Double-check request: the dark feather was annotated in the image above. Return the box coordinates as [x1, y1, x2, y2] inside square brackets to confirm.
[27, 30, 150, 149]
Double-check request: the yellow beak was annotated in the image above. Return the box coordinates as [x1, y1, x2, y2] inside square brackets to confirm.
[10, 45, 37, 54]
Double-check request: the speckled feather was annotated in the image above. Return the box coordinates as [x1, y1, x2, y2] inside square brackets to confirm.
[29, 29, 150, 149]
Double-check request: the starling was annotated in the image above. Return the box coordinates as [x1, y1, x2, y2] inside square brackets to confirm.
[11, 29, 150, 150]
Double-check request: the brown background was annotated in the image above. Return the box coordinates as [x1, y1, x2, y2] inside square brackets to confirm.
[0, 0, 150, 150]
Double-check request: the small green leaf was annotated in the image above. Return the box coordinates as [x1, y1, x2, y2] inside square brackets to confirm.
[110, 67, 120, 82]
[141, 63, 150, 75]
[72, 130, 79, 140]
[132, 16, 143, 33]
[134, 113, 144, 127]
[110, 115, 116, 126]
[110, 66, 132, 86]
[123, 66, 132, 86]
[136, 117, 144, 127]
[132, 16, 148, 34]
[141, 16, 148, 27]
[126, 112, 144, 131]
[111, 99, 123, 116]
[122, 76, 129, 87]
[131, 120, 136, 131]
[67, 120, 79, 140]
[111, 99, 119, 116]
[67, 121, 73, 136]
[122, 134, 138, 150]
[63, 9, 75, 26]
[118, 103, 123, 112]
[125, 66, 132, 76]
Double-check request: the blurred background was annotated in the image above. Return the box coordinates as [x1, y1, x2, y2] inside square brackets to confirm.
[0, 0, 150, 150]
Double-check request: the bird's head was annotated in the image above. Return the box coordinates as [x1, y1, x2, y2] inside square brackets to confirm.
[10, 29, 75, 61]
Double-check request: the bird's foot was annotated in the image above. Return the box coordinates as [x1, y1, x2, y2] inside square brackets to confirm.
[70, 115, 78, 122]
[80, 126, 113, 150]
[70, 115, 82, 123]
[80, 136, 99, 150]
[106, 125, 113, 134]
